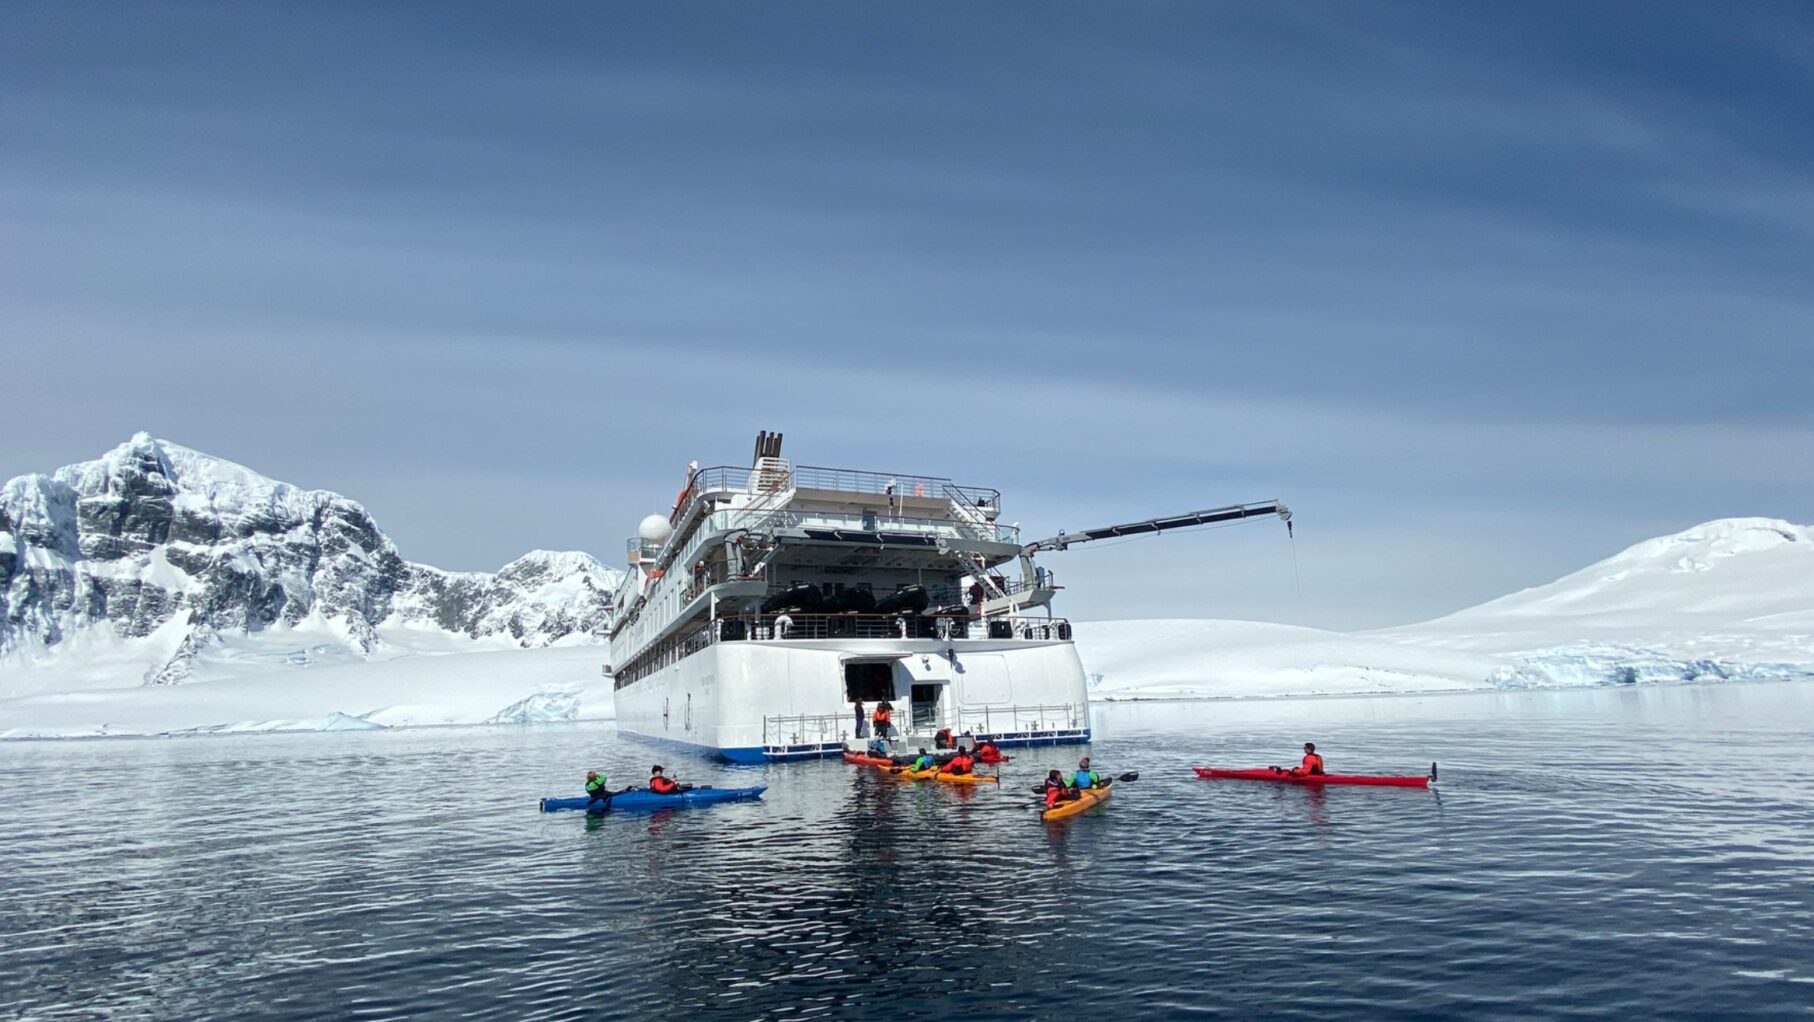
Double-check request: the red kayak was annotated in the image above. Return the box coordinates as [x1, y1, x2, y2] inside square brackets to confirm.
[843, 751, 897, 768]
[1194, 765, 1434, 789]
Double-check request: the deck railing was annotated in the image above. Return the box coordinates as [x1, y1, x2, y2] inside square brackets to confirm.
[763, 712, 854, 749]
[761, 703, 1086, 752]
[689, 463, 999, 504]
[736, 613, 1071, 642]
[952, 702, 1087, 736]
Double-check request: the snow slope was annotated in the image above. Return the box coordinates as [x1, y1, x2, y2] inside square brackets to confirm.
[1079, 518, 1813, 700]
[1077, 619, 1505, 700]
[1380, 517, 1813, 660]
[0, 644, 612, 739]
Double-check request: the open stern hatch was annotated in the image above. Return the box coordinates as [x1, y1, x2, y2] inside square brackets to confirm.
[606, 431, 1286, 762]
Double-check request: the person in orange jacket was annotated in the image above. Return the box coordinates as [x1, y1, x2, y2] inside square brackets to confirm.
[943, 748, 976, 775]
[871, 701, 894, 740]
[1294, 743, 1326, 776]
[648, 765, 693, 795]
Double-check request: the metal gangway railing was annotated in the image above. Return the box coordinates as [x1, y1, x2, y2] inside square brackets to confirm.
[762, 702, 1085, 757]
[949, 702, 1087, 737]
[761, 709, 948, 751]
[763, 711, 853, 750]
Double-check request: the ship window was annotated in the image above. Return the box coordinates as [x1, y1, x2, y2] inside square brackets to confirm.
[844, 661, 895, 703]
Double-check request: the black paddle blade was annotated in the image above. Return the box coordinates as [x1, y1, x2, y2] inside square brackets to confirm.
[1117, 771, 1140, 782]
[1430, 762, 1438, 781]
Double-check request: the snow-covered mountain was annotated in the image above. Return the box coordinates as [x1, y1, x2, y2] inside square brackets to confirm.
[1382, 517, 1813, 658]
[1080, 517, 1814, 699]
[1, 434, 622, 687]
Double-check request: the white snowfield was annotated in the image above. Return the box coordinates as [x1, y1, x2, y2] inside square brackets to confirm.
[1, 517, 1808, 737]
[0, 633, 612, 739]
[1081, 517, 1813, 701]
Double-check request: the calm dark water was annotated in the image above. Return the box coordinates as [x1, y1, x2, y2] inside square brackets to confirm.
[4, 683, 1813, 1021]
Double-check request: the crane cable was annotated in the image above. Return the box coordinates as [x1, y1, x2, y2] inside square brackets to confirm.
[1287, 519, 1302, 600]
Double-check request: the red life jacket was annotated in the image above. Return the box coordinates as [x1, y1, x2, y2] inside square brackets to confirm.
[946, 754, 974, 775]
[978, 745, 1003, 763]
[1302, 753, 1325, 775]
[650, 775, 679, 794]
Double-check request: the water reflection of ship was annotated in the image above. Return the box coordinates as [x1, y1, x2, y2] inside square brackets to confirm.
[625, 771, 1090, 1013]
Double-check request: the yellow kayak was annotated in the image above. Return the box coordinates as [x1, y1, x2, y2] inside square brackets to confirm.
[935, 772, 999, 785]
[892, 767, 939, 781]
[1041, 781, 1113, 821]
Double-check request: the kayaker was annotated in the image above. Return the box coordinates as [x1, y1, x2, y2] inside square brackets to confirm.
[1070, 757, 1104, 790]
[1295, 743, 1326, 776]
[1041, 769, 1073, 809]
[867, 734, 893, 758]
[648, 765, 691, 795]
[584, 770, 612, 806]
[909, 747, 936, 772]
[872, 701, 894, 740]
[976, 739, 1005, 764]
[943, 748, 976, 776]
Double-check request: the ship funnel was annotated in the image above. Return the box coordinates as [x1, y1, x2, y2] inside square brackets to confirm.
[752, 429, 784, 465]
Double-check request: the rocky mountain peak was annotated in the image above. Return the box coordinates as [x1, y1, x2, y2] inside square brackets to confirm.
[1, 436, 622, 683]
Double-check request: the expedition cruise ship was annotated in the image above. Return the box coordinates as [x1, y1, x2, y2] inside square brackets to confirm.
[607, 432, 1288, 762]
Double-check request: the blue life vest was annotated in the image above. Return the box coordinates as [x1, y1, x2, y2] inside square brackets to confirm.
[1072, 769, 1101, 789]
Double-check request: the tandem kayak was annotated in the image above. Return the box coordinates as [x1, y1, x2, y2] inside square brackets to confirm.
[1041, 781, 1113, 821]
[893, 767, 939, 781]
[540, 786, 768, 812]
[1194, 766, 1433, 789]
[935, 772, 998, 785]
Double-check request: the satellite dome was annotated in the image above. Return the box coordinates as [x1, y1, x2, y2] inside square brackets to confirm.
[638, 514, 674, 544]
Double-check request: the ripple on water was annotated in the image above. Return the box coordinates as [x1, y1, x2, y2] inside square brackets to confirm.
[3, 683, 1814, 1020]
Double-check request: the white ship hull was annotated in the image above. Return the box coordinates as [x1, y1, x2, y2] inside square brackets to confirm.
[615, 636, 1090, 763]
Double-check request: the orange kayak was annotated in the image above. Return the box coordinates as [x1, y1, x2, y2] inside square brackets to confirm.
[892, 767, 939, 781]
[843, 751, 897, 768]
[1041, 781, 1113, 821]
[935, 772, 998, 785]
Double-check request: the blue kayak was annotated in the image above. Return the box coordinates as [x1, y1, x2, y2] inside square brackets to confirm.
[539, 785, 767, 813]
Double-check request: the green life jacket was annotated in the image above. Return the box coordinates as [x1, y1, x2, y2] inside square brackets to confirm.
[585, 775, 609, 794]
[912, 755, 933, 771]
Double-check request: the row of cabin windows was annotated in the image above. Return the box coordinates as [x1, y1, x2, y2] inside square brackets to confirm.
[612, 621, 716, 690]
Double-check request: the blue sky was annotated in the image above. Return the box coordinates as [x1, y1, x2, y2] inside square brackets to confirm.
[4, 2, 1810, 628]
